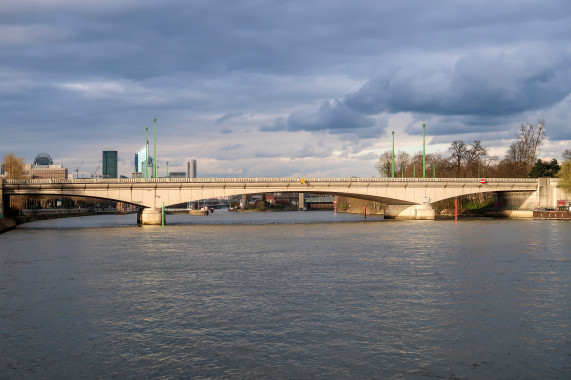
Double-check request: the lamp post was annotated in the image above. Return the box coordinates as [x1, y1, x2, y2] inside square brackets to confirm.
[166, 161, 169, 178]
[391, 131, 395, 178]
[423, 123, 426, 178]
[145, 127, 149, 179]
[153, 118, 157, 179]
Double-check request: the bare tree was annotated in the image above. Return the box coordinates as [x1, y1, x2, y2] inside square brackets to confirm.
[396, 151, 411, 177]
[505, 120, 546, 176]
[375, 150, 393, 177]
[562, 149, 571, 162]
[3, 153, 27, 179]
[464, 140, 488, 177]
[425, 153, 453, 178]
[448, 140, 467, 176]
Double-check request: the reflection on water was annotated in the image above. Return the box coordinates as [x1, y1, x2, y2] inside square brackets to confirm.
[1, 212, 569, 379]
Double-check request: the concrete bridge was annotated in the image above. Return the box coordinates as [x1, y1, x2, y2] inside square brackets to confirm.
[2, 177, 554, 223]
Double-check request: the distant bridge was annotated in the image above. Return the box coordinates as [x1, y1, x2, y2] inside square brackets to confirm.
[2, 177, 548, 223]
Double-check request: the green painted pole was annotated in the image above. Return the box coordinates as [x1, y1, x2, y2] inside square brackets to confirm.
[145, 127, 149, 179]
[401, 167, 404, 178]
[166, 161, 169, 178]
[413, 163, 416, 178]
[423, 123, 426, 178]
[153, 118, 157, 179]
[162, 201, 165, 226]
[391, 131, 395, 178]
[433, 163, 436, 178]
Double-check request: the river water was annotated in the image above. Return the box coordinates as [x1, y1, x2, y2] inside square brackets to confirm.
[0, 210, 569, 379]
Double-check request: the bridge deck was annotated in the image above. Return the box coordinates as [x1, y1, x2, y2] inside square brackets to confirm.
[2, 177, 541, 209]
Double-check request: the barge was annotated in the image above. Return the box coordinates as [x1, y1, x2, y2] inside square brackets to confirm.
[533, 210, 571, 220]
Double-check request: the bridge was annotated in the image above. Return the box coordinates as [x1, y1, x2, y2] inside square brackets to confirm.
[2, 177, 552, 223]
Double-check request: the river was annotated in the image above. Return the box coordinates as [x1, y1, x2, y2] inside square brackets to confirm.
[0, 210, 569, 379]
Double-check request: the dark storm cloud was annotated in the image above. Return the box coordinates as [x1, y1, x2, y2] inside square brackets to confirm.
[5, 0, 567, 80]
[273, 46, 571, 136]
[261, 100, 376, 132]
[347, 47, 571, 117]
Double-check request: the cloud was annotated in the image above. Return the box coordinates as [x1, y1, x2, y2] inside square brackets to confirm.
[261, 99, 377, 133]
[220, 144, 242, 151]
[266, 46, 571, 138]
[215, 112, 243, 124]
[348, 47, 571, 117]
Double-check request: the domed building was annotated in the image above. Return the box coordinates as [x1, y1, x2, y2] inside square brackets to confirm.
[33, 153, 54, 166]
[26, 152, 69, 179]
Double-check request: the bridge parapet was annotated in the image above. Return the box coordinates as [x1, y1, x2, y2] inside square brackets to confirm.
[3, 177, 539, 184]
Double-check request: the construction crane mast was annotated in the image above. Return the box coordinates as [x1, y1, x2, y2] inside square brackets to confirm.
[91, 165, 100, 178]
[75, 161, 84, 179]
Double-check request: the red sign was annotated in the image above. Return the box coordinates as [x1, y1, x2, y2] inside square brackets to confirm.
[480, 179, 486, 184]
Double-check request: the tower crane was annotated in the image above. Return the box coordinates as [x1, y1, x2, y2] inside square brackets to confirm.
[75, 161, 84, 179]
[91, 165, 100, 178]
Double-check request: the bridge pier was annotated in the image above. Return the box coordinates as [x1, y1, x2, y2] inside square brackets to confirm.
[384, 204, 435, 220]
[137, 207, 164, 225]
[0, 182, 4, 218]
[299, 193, 305, 210]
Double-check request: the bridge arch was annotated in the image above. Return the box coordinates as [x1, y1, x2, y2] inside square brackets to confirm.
[3, 177, 539, 208]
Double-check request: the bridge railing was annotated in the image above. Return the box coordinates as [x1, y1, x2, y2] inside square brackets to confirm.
[2, 177, 541, 185]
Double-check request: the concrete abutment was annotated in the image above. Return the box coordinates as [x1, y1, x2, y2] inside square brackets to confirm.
[384, 204, 436, 220]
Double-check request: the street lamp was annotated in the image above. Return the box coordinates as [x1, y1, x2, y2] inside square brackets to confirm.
[391, 131, 395, 178]
[145, 127, 149, 179]
[153, 118, 157, 179]
[423, 123, 426, 178]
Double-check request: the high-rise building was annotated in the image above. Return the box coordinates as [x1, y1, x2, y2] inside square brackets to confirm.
[102, 151, 118, 178]
[134, 146, 153, 178]
[187, 159, 197, 178]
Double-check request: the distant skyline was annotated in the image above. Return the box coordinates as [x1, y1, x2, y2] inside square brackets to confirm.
[1, 0, 570, 178]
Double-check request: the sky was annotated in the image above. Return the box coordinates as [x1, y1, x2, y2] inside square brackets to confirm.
[1, 0, 570, 178]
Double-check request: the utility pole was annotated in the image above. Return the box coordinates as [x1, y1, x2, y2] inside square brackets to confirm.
[153, 118, 157, 179]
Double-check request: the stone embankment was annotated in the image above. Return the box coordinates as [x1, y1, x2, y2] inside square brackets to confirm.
[0, 209, 98, 233]
[0, 218, 16, 234]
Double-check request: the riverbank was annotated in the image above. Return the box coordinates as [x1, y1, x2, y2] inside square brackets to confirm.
[0, 210, 98, 234]
[14, 212, 97, 225]
[0, 218, 16, 234]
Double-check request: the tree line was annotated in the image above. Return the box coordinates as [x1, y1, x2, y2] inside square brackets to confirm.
[376, 120, 570, 182]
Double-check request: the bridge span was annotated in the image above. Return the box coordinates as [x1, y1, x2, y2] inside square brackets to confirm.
[2, 177, 543, 223]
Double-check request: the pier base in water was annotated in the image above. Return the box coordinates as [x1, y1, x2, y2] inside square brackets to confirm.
[137, 207, 164, 225]
[384, 204, 435, 220]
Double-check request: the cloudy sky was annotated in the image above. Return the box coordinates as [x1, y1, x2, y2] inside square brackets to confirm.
[1, 0, 570, 178]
